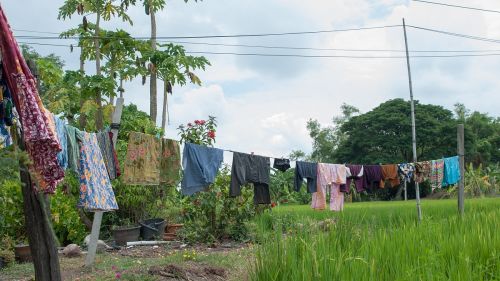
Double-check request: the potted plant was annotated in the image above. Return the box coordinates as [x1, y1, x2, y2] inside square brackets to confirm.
[14, 237, 31, 263]
[112, 219, 140, 246]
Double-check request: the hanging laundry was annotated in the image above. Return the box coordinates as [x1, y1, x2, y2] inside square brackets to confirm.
[230, 152, 271, 204]
[52, 114, 68, 170]
[123, 132, 161, 185]
[0, 81, 14, 126]
[398, 163, 415, 183]
[0, 9, 64, 192]
[77, 132, 118, 211]
[363, 165, 383, 190]
[0, 122, 11, 148]
[181, 142, 223, 195]
[430, 159, 445, 190]
[294, 161, 318, 193]
[311, 163, 347, 211]
[341, 165, 364, 193]
[160, 138, 181, 186]
[443, 156, 460, 187]
[415, 161, 431, 183]
[96, 130, 119, 180]
[273, 158, 291, 172]
[380, 164, 400, 188]
[109, 132, 121, 178]
[65, 125, 82, 173]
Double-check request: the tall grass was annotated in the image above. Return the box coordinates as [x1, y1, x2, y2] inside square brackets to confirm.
[251, 199, 500, 280]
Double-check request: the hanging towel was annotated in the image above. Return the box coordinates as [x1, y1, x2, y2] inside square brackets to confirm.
[430, 159, 445, 190]
[273, 158, 291, 172]
[181, 142, 223, 195]
[363, 165, 383, 190]
[77, 132, 118, 211]
[230, 152, 271, 204]
[311, 163, 346, 211]
[65, 125, 82, 173]
[398, 163, 415, 183]
[96, 130, 119, 180]
[415, 161, 431, 183]
[443, 156, 460, 187]
[294, 161, 318, 193]
[380, 164, 400, 188]
[341, 165, 364, 193]
[160, 138, 181, 186]
[123, 132, 161, 185]
[52, 114, 68, 170]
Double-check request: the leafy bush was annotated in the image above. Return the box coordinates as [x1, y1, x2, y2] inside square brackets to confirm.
[0, 179, 25, 240]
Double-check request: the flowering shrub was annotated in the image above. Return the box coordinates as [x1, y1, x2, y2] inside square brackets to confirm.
[182, 249, 198, 261]
[178, 116, 217, 146]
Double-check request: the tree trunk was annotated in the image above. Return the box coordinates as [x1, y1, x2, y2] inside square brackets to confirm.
[78, 52, 87, 129]
[161, 81, 168, 131]
[94, 13, 104, 130]
[149, 2, 157, 123]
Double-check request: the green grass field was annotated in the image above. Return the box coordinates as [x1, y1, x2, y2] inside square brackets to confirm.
[251, 198, 500, 281]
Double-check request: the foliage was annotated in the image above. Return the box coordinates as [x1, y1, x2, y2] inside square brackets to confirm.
[447, 163, 499, 198]
[178, 166, 256, 244]
[0, 179, 25, 241]
[178, 116, 217, 146]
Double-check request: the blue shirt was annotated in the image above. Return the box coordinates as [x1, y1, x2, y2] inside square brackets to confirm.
[442, 156, 460, 186]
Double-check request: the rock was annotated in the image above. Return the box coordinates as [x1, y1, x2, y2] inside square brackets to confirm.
[62, 244, 82, 258]
[84, 235, 112, 252]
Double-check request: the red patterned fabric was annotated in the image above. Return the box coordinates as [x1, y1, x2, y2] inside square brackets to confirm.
[0, 4, 64, 192]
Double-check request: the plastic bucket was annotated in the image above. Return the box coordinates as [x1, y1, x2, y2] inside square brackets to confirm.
[112, 225, 141, 246]
[139, 218, 167, 240]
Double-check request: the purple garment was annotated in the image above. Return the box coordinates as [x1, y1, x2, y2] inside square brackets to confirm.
[363, 165, 383, 190]
[341, 165, 365, 193]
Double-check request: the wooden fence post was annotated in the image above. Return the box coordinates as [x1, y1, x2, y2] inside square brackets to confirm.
[457, 124, 465, 216]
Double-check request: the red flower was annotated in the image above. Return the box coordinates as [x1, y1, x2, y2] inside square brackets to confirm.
[207, 130, 216, 139]
[194, 120, 201, 125]
[187, 123, 193, 127]
[271, 202, 277, 208]
[199, 120, 206, 125]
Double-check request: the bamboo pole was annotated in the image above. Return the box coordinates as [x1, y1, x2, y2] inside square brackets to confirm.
[457, 124, 465, 216]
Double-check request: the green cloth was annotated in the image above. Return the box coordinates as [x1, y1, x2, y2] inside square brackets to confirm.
[65, 125, 82, 173]
[123, 132, 161, 185]
[160, 138, 181, 186]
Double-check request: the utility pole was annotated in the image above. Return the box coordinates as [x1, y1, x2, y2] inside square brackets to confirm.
[457, 124, 465, 216]
[85, 97, 124, 267]
[402, 18, 422, 222]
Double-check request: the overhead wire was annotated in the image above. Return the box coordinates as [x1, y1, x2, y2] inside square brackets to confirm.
[408, 25, 500, 44]
[412, 0, 500, 14]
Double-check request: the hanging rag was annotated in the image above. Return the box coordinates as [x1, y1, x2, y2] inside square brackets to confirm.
[363, 165, 383, 190]
[0, 8, 64, 192]
[77, 132, 118, 211]
[415, 161, 431, 183]
[52, 114, 68, 170]
[0, 122, 11, 148]
[109, 131, 121, 177]
[123, 132, 161, 185]
[294, 161, 318, 193]
[181, 142, 223, 195]
[230, 152, 271, 204]
[341, 165, 364, 193]
[311, 163, 347, 211]
[160, 138, 181, 186]
[380, 164, 400, 188]
[443, 156, 460, 187]
[398, 163, 415, 183]
[430, 159, 445, 190]
[273, 158, 291, 172]
[65, 125, 82, 173]
[96, 130, 119, 180]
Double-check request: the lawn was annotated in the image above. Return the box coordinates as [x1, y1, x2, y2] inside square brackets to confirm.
[1, 198, 498, 280]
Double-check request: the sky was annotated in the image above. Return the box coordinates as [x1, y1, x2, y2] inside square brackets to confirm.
[3, 0, 500, 160]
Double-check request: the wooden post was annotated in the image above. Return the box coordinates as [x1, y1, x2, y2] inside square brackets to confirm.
[85, 97, 124, 267]
[404, 181, 408, 201]
[457, 124, 465, 216]
[403, 18, 422, 221]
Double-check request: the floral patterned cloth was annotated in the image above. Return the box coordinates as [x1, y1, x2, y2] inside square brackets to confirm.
[123, 132, 161, 185]
[0, 5, 64, 192]
[398, 163, 415, 183]
[96, 130, 119, 180]
[160, 138, 181, 186]
[415, 161, 431, 183]
[430, 159, 445, 190]
[77, 132, 118, 211]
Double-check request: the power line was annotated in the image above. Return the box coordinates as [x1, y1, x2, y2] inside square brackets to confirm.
[13, 25, 401, 40]
[412, 0, 500, 14]
[408, 25, 500, 44]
